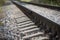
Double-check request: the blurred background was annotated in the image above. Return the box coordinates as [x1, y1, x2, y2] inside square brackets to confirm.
[18, 0, 60, 6]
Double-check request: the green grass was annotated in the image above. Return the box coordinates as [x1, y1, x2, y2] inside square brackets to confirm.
[0, 6, 4, 19]
[0, 0, 5, 6]
[0, 7, 2, 13]
[0, 21, 4, 26]
[0, 0, 5, 13]
[0, 0, 6, 26]
[40, 0, 60, 6]
[0, 7, 4, 26]
[39, 0, 60, 6]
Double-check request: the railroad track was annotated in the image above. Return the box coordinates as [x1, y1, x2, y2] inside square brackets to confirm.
[9, 11, 49, 40]
[12, 1, 60, 40]
[3, 1, 60, 40]
[3, 4, 49, 40]
[15, 14, 49, 40]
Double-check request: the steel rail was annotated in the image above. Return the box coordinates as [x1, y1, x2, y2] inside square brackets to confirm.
[12, 1, 60, 39]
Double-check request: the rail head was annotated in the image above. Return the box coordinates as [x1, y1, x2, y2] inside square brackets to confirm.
[12, 1, 60, 25]
[12, 1, 60, 38]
